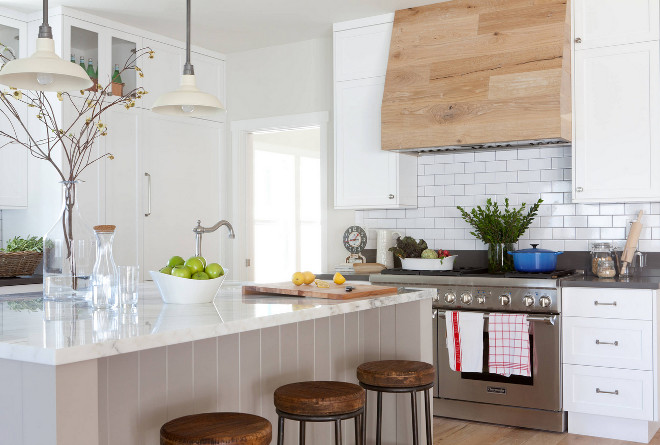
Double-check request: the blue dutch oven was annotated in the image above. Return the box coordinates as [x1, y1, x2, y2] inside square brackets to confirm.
[508, 244, 563, 273]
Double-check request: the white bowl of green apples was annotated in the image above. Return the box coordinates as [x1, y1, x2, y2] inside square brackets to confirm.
[150, 255, 226, 304]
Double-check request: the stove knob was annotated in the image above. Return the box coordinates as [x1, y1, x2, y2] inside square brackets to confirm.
[460, 292, 473, 305]
[522, 295, 535, 307]
[444, 291, 456, 304]
[476, 295, 486, 304]
[539, 295, 552, 308]
[433, 291, 440, 303]
[499, 294, 511, 306]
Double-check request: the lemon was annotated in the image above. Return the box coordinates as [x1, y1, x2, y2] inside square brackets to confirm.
[292, 272, 305, 286]
[333, 272, 346, 285]
[314, 279, 330, 288]
[302, 271, 316, 285]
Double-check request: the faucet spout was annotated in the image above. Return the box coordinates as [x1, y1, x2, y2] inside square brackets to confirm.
[193, 219, 235, 257]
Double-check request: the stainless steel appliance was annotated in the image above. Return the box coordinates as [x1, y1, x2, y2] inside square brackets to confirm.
[371, 271, 577, 432]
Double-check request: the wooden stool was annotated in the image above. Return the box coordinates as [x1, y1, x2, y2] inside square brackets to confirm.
[357, 360, 435, 445]
[274, 381, 365, 445]
[160, 412, 272, 445]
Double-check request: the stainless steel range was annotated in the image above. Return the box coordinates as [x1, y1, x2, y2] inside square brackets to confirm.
[371, 269, 580, 432]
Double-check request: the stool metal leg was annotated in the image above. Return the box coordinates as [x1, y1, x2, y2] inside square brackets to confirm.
[277, 416, 285, 445]
[362, 394, 367, 445]
[424, 389, 432, 445]
[299, 420, 306, 445]
[411, 391, 419, 445]
[376, 391, 383, 445]
[354, 414, 360, 445]
[335, 419, 343, 445]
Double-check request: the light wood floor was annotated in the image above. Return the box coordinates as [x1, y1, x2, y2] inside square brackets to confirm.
[433, 416, 660, 444]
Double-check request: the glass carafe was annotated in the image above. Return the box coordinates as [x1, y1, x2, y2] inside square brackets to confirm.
[92, 225, 118, 309]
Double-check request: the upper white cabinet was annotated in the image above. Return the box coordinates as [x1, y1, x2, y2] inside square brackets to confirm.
[333, 14, 417, 209]
[574, 0, 659, 50]
[572, 0, 660, 203]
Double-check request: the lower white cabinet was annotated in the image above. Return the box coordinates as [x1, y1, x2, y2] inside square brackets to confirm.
[562, 287, 659, 443]
[0, 143, 28, 209]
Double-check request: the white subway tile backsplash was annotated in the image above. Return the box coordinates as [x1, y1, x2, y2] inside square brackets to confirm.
[359, 150, 660, 251]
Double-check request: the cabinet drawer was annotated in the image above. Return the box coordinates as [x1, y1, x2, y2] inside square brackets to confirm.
[563, 318, 653, 370]
[562, 288, 653, 320]
[563, 364, 654, 420]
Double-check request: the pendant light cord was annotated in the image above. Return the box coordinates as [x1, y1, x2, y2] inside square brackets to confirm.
[38, 0, 53, 39]
[183, 0, 194, 75]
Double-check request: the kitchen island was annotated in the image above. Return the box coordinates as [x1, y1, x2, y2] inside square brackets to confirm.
[0, 283, 434, 445]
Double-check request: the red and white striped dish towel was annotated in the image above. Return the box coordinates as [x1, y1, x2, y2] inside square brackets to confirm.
[488, 313, 531, 377]
[445, 311, 484, 372]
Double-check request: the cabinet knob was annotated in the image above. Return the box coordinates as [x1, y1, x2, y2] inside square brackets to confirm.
[388, 194, 395, 199]
[576, 187, 583, 192]
[575, 37, 582, 43]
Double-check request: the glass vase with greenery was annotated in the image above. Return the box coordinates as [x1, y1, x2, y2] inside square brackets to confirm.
[457, 198, 543, 273]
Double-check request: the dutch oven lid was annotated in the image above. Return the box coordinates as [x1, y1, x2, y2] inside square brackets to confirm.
[512, 243, 560, 254]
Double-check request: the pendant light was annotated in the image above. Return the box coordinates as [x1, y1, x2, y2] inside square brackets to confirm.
[152, 0, 224, 117]
[0, 0, 92, 92]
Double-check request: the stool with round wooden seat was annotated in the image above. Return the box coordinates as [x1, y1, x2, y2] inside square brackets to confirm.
[273, 381, 365, 445]
[160, 412, 272, 445]
[357, 360, 435, 445]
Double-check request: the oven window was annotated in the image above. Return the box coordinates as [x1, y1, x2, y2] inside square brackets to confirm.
[460, 331, 534, 385]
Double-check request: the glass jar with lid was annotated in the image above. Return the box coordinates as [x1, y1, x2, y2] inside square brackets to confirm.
[591, 242, 615, 275]
[597, 259, 617, 278]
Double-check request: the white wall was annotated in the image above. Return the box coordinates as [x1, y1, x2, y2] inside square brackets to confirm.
[226, 37, 354, 272]
[357, 147, 660, 252]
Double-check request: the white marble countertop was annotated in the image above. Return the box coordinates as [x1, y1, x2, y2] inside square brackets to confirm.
[0, 282, 433, 366]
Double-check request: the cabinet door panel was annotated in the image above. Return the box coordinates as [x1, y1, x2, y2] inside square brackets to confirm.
[334, 77, 398, 209]
[573, 42, 660, 202]
[0, 140, 27, 209]
[574, 0, 659, 50]
[334, 23, 393, 81]
[140, 39, 185, 110]
[142, 115, 222, 273]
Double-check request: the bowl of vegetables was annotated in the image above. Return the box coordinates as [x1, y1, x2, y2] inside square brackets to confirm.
[0, 235, 44, 277]
[389, 236, 457, 271]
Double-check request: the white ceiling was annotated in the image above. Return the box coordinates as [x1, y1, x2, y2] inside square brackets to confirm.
[2, 0, 439, 53]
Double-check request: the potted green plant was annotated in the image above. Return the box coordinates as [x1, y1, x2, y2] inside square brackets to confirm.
[457, 198, 542, 273]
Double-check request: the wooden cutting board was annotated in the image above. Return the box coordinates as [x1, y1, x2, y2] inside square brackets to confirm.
[242, 282, 398, 300]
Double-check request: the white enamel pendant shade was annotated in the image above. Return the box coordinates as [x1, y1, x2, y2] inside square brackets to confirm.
[151, 74, 224, 117]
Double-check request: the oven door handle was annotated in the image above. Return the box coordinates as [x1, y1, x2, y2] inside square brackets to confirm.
[435, 311, 556, 326]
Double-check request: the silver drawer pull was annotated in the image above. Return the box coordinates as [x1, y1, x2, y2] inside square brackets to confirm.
[595, 340, 619, 346]
[594, 301, 617, 306]
[596, 388, 619, 395]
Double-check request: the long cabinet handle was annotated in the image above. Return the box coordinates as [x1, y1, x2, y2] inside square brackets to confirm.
[596, 388, 619, 395]
[145, 172, 152, 217]
[594, 301, 617, 306]
[595, 340, 619, 346]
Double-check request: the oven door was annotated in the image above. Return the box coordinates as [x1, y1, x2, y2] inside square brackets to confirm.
[436, 311, 561, 411]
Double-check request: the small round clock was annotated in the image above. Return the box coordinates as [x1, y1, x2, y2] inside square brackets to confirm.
[343, 225, 367, 254]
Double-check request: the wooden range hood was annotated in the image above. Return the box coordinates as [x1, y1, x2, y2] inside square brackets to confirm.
[381, 0, 572, 153]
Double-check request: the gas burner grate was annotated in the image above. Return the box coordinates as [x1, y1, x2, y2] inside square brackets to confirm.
[504, 269, 576, 279]
[381, 267, 489, 276]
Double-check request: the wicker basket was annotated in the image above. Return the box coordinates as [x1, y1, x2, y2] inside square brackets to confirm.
[0, 251, 43, 277]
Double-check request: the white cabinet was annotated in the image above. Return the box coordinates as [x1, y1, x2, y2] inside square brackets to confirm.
[572, 1, 660, 203]
[333, 15, 417, 209]
[574, 0, 659, 50]
[562, 287, 660, 443]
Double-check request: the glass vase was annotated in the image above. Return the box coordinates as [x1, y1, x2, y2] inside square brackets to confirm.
[43, 181, 96, 301]
[488, 243, 514, 274]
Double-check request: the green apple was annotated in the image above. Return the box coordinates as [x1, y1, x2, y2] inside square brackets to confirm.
[190, 256, 206, 269]
[185, 257, 205, 274]
[192, 271, 210, 280]
[159, 265, 173, 275]
[167, 255, 185, 268]
[205, 263, 224, 279]
[171, 265, 192, 279]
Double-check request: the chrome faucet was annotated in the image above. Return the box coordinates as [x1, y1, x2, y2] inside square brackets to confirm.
[193, 219, 235, 257]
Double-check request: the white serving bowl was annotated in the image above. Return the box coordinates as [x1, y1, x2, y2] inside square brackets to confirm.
[150, 270, 226, 304]
[400, 255, 457, 271]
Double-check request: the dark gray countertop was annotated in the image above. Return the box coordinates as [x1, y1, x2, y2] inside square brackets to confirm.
[315, 274, 371, 282]
[0, 275, 42, 287]
[561, 274, 660, 289]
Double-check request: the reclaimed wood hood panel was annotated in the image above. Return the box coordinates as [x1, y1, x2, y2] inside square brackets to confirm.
[381, 0, 572, 152]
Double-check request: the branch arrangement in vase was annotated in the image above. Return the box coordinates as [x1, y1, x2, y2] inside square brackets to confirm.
[0, 46, 154, 182]
[457, 198, 543, 245]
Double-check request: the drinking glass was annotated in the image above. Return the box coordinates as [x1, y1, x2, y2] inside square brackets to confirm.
[117, 266, 139, 308]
